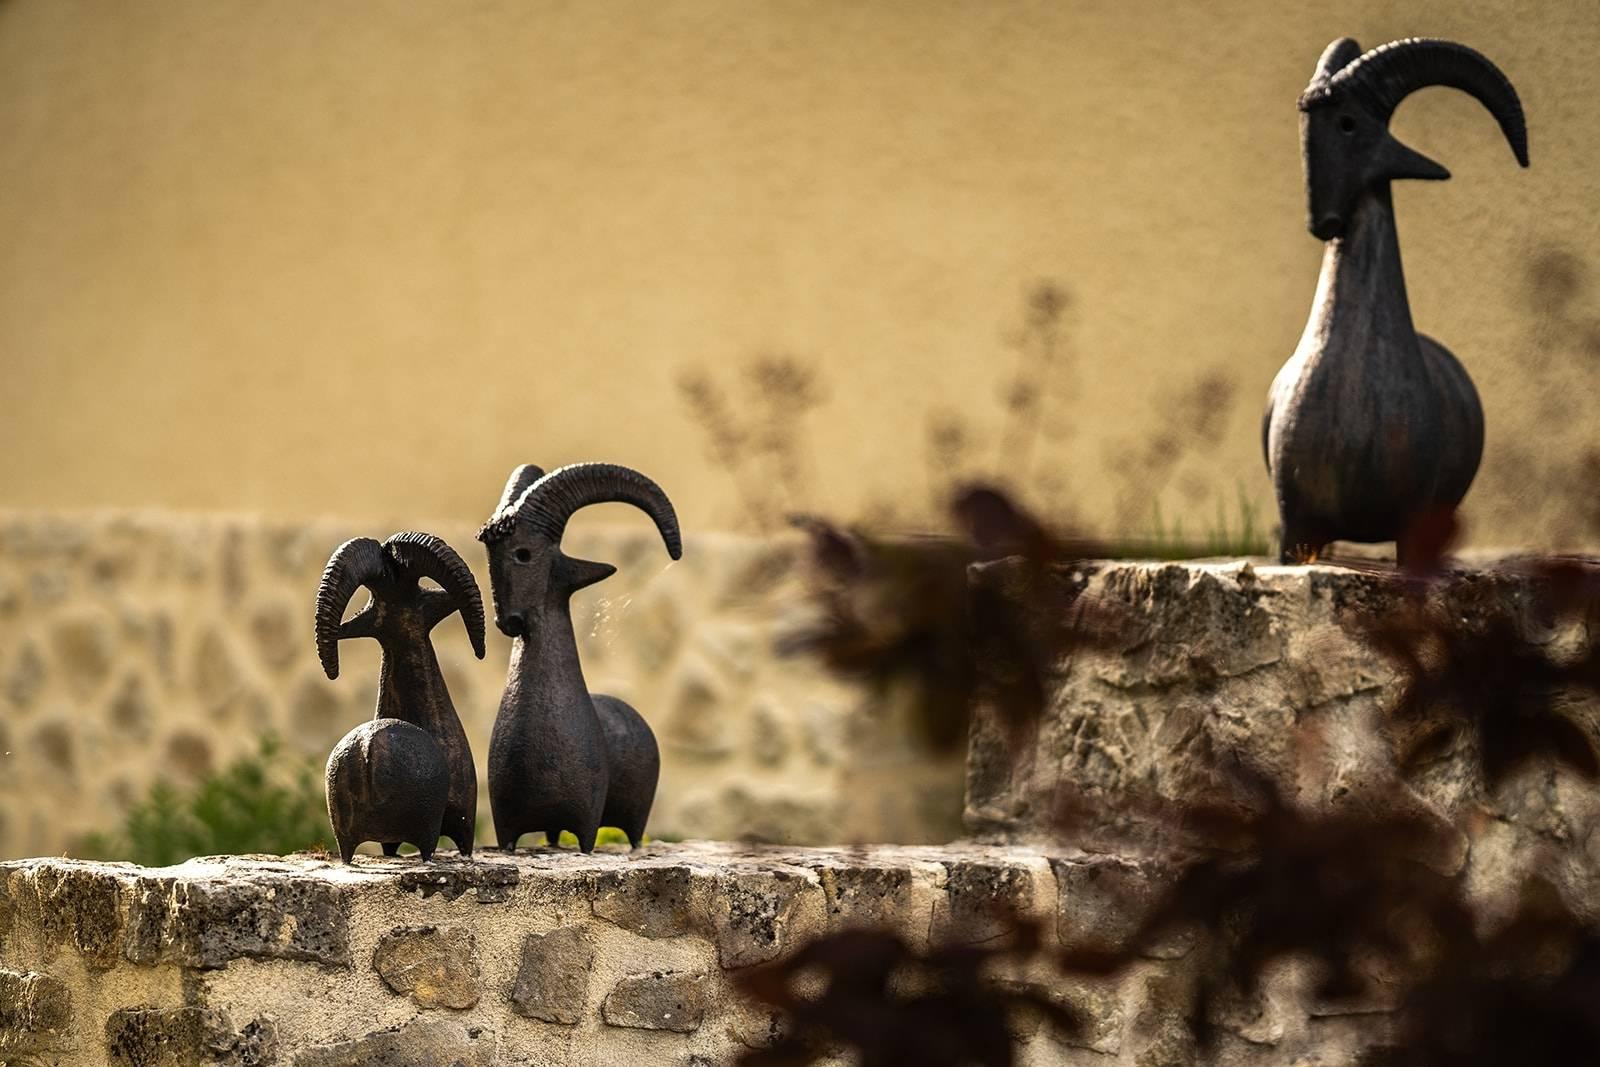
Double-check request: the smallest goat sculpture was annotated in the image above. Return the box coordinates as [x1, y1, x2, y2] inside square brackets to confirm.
[316, 532, 486, 862]
[1263, 37, 1528, 563]
[479, 462, 682, 853]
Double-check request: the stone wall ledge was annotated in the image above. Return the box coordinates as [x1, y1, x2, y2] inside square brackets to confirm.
[3, 842, 1181, 1066]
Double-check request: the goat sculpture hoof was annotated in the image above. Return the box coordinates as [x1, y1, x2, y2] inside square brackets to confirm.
[479, 463, 680, 854]
[315, 531, 486, 861]
[326, 718, 449, 864]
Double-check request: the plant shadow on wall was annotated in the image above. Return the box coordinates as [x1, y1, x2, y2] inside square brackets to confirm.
[741, 494, 1600, 1065]
[1472, 246, 1600, 546]
[677, 281, 1268, 557]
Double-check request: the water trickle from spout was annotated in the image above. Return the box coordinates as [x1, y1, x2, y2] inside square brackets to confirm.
[586, 560, 677, 647]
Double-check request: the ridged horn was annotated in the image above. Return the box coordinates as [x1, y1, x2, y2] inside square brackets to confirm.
[384, 531, 487, 659]
[314, 537, 387, 680]
[1326, 38, 1529, 166]
[1308, 37, 1362, 94]
[512, 462, 683, 560]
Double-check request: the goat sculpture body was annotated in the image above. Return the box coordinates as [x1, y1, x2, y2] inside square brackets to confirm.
[1264, 37, 1528, 563]
[479, 463, 682, 853]
[315, 532, 486, 862]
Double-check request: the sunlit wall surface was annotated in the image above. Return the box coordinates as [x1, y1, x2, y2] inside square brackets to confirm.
[2, 0, 1597, 544]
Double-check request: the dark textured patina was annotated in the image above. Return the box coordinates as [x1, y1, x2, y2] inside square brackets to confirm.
[315, 532, 486, 862]
[478, 463, 682, 852]
[1263, 37, 1529, 563]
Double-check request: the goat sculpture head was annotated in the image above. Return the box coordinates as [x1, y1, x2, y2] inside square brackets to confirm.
[314, 531, 486, 679]
[477, 462, 683, 638]
[1298, 37, 1529, 240]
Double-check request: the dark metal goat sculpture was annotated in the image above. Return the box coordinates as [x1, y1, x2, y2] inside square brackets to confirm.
[315, 532, 486, 862]
[1263, 38, 1528, 563]
[479, 463, 682, 853]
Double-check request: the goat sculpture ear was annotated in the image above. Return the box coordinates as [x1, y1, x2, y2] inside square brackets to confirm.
[496, 464, 547, 516]
[1310, 37, 1363, 88]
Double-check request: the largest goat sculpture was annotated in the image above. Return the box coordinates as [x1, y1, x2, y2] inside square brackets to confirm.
[479, 462, 682, 853]
[1263, 38, 1528, 564]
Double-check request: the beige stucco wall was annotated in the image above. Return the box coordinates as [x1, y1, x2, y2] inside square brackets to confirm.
[1, 0, 1598, 544]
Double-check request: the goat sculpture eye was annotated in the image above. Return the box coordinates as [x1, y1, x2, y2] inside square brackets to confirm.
[1338, 114, 1357, 134]
[514, 547, 533, 564]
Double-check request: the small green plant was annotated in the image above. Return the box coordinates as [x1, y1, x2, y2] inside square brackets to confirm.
[77, 734, 331, 866]
[1110, 486, 1273, 560]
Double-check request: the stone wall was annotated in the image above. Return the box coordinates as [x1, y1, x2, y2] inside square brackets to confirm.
[0, 512, 965, 860]
[967, 558, 1600, 914]
[0, 844, 1373, 1067]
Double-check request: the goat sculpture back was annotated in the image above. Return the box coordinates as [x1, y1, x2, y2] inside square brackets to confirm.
[315, 532, 486, 861]
[1263, 37, 1529, 563]
[479, 462, 682, 853]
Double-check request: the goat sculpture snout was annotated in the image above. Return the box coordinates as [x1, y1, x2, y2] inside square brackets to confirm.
[479, 462, 682, 853]
[1264, 36, 1528, 563]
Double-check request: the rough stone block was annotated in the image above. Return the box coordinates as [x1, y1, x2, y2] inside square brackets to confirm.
[3, 863, 125, 969]
[590, 863, 708, 939]
[710, 865, 816, 968]
[931, 855, 1043, 946]
[393, 861, 518, 903]
[372, 925, 481, 1010]
[105, 1006, 275, 1067]
[291, 1017, 495, 1067]
[602, 971, 709, 1033]
[0, 969, 72, 1055]
[509, 926, 594, 1025]
[124, 869, 351, 968]
[1051, 854, 1183, 958]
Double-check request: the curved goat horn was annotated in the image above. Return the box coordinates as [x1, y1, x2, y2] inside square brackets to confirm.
[1307, 37, 1363, 93]
[1329, 38, 1528, 166]
[384, 532, 488, 660]
[315, 537, 387, 680]
[512, 462, 683, 560]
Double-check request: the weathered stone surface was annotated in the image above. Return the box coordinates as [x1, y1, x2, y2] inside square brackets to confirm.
[1052, 854, 1182, 959]
[810, 860, 920, 933]
[394, 861, 518, 903]
[966, 559, 1599, 906]
[52, 611, 115, 695]
[602, 971, 708, 1033]
[3, 864, 125, 969]
[291, 1017, 494, 1067]
[710, 866, 815, 968]
[372, 925, 481, 1010]
[590, 863, 708, 938]
[106, 1006, 276, 1067]
[1000, 974, 1125, 1056]
[932, 856, 1043, 946]
[509, 926, 594, 1025]
[5, 641, 45, 711]
[0, 969, 72, 1055]
[124, 869, 351, 968]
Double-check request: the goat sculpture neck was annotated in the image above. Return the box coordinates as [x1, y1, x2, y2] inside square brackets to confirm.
[1303, 186, 1416, 365]
[480, 462, 681, 853]
[1264, 36, 1528, 565]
